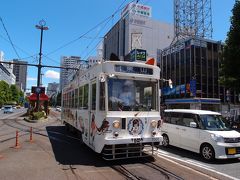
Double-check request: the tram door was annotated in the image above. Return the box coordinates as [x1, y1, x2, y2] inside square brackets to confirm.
[89, 80, 97, 147]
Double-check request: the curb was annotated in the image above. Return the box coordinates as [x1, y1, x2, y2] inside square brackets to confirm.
[23, 117, 49, 123]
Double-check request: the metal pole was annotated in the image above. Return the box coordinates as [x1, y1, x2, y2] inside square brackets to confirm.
[36, 20, 48, 112]
[36, 27, 43, 112]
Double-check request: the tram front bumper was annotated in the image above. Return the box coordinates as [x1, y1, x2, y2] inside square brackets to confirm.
[102, 136, 162, 160]
[104, 136, 163, 145]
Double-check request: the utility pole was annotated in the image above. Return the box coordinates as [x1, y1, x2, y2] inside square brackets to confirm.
[35, 20, 49, 112]
[40, 73, 44, 86]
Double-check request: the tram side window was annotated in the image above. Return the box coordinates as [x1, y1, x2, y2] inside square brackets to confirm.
[74, 89, 78, 108]
[68, 92, 71, 108]
[83, 84, 89, 109]
[91, 83, 96, 110]
[62, 94, 65, 107]
[99, 82, 105, 111]
[64, 94, 66, 108]
[67, 92, 70, 108]
[65, 93, 67, 108]
[78, 86, 83, 109]
[71, 91, 74, 108]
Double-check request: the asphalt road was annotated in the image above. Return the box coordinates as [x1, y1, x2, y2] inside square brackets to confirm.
[157, 144, 240, 179]
[0, 109, 238, 180]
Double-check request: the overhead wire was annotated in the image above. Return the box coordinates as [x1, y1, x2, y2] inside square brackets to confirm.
[80, 18, 112, 58]
[0, 17, 21, 60]
[81, 0, 139, 59]
[80, 0, 130, 59]
[1, 0, 140, 66]
[46, 0, 135, 57]
[0, 32, 38, 63]
[45, 16, 113, 56]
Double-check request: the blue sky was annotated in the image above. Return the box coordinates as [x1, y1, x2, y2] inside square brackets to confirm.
[0, 0, 236, 91]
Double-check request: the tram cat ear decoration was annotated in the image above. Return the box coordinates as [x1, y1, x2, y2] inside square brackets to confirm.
[99, 73, 106, 82]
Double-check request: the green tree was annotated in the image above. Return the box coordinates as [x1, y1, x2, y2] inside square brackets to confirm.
[19, 90, 24, 105]
[220, 0, 240, 92]
[10, 84, 20, 103]
[0, 80, 11, 105]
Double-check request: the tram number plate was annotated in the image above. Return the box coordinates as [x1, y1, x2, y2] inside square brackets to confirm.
[131, 138, 143, 143]
[152, 137, 159, 142]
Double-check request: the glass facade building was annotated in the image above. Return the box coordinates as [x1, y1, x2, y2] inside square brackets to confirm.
[160, 38, 240, 110]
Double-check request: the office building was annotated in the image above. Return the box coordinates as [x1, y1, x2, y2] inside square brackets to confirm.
[159, 37, 234, 111]
[47, 82, 59, 97]
[0, 51, 16, 85]
[0, 63, 16, 85]
[103, 2, 174, 62]
[60, 56, 82, 90]
[12, 59, 27, 91]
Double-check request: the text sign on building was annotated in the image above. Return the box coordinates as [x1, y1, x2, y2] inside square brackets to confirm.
[121, 2, 152, 18]
[130, 49, 147, 62]
[115, 65, 153, 75]
[190, 79, 196, 97]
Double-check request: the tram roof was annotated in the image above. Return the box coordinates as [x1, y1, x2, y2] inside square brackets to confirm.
[63, 61, 160, 92]
[77, 60, 160, 79]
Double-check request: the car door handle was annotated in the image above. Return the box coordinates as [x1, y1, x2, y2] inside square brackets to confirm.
[176, 127, 179, 129]
[182, 129, 186, 131]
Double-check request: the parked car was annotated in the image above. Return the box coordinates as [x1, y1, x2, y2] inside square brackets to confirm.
[56, 106, 61, 112]
[161, 109, 240, 161]
[16, 105, 21, 109]
[3, 105, 13, 114]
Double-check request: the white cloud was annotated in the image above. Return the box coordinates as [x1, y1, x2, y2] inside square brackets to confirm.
[45, 70, 60, 79]
[27, 77, 37, 81]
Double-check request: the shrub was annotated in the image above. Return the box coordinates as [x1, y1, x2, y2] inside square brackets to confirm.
[32, 111, 45, 120]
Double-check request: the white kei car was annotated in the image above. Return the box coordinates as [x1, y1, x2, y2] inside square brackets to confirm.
[161, 109, 240, 161]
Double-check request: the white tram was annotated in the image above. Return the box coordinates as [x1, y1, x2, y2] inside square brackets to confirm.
[62, 60, 163, 160]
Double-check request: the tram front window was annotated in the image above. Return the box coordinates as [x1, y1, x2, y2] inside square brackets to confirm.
[108, 78, 158, 111]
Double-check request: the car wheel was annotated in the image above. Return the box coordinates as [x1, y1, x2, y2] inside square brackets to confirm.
[200, 144, 215, 161]
[162, 134, 169, 147]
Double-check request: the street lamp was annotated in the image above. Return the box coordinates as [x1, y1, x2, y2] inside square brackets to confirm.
[35, 20, 49, 112]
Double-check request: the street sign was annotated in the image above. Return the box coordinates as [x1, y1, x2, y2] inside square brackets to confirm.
[130, 49, 147, 62]
[31, 86, 45, 94]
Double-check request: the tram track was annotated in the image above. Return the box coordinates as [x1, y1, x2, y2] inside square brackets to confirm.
[111, 164, 146, 180]
[0, 111, 222, 180]
[0, 111, 60, 143]
[110, 158, 184, 180]
[141, 156, 219, 180]
[142, 161, 184, 180]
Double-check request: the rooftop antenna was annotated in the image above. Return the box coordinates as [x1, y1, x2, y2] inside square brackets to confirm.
[174, 0, 213, 41]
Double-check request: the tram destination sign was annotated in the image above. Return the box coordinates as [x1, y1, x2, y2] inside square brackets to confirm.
[115, 65, 153, 75]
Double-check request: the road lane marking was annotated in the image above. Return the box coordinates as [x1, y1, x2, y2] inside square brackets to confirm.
[157, 150, 170, 155]
[185, 160, 215, 170]
[156, 149, 239, 180]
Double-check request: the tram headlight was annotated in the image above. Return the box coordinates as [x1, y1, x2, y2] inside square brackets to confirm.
[113, 120, 121, 129]
[152, 131, 156, 136]
[114, 131, 119, 137]
[151, 120, 157, 128]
